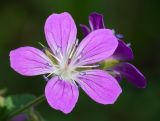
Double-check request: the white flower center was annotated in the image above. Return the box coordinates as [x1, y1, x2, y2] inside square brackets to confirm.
[43, 39, 99, 82]
[55, 60, 77, 81]
[44, 47, 79, 82]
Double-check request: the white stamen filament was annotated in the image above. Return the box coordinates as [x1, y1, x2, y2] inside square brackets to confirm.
[69, 39, 79, 59]
[38, 42, 46, 48]
[46, 69, 60, 78]
[46, 73, 54, 78]
[76, 65, 99, 68]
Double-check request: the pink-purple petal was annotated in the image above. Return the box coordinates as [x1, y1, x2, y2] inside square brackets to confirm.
[74, 29, 118, 65]
[114, 62, 147, 88]
[44, 12, 77, 56]
[89, 12, 105, 30]
[10, 47, 53, 76]
[79, 24, 91, 37]
[112, 40, 134, 61]
[77, 70, 122, 104]
[45, 77, 79, 114]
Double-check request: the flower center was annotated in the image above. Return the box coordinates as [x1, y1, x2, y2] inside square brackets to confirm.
[43, 48, 77, 81]
[57, 63, 76, 81]
[43, 43, 98, 82]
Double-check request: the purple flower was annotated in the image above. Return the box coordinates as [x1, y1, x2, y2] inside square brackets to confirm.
[80, 12, 146, 88]
[10, 114, 27, 121]
[9, 12, 122, 114]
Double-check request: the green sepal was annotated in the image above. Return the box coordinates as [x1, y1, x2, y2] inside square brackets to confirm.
[99, 59, 119, 70]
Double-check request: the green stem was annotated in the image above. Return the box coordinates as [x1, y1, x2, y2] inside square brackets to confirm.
[7, 94, 45, 120]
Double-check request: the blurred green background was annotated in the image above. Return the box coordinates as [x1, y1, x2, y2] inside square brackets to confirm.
[0, 0, 160, 121]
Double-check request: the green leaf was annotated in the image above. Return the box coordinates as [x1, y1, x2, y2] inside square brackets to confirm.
[4, 96, 14, 111]
[1, 94, 46, 121]
[5, 94, 36, 112]
[0, 96, 5, 107]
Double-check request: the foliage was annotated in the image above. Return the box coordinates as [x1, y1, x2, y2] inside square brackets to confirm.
[0, 93, 45, 121]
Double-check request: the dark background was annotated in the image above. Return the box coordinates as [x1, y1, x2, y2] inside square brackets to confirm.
[0, 0, 160, 121]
